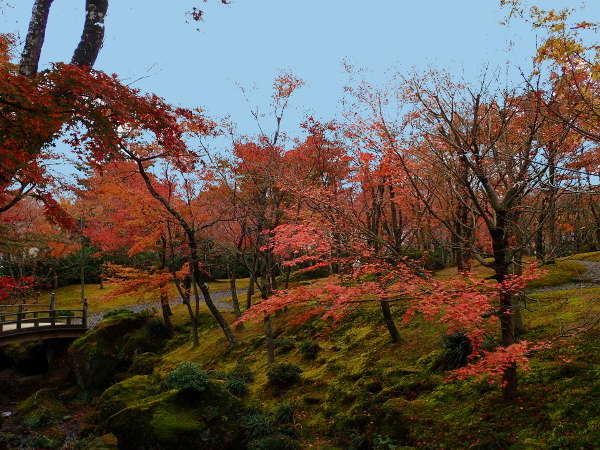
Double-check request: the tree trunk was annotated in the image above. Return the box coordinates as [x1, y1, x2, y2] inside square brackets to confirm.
[160, 291, 173, 330]
[228, 266, 241, 319]
[380, 300, 400, 342]
[246, 274, 255, 310]
[71, 0, 109, 67]
[264, 314, 275, 365]
[490, 213, 518, 400]
[19, 0, 54, 76]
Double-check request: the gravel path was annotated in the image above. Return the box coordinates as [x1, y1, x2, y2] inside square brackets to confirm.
[527, 260, 600, 294]
[88, 289, 245, 328]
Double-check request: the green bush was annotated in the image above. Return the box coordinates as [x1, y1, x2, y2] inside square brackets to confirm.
[55, 310, 74, 317]
[433, 332, 473, 371]
[242, 412, 274, 439]
[272, 404, 295, 425]
[226, 376, 249, 397]
[267, 364, 302, 388]
[144, 318, 172, 339]
[163, 361, 209, 393]
[298, 340, 320, 360]
[229, 363, 254, 383]
[248, 434, 300, 450]
[274, 337, 296, 354]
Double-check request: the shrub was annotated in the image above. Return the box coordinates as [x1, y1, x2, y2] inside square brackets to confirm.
[267, 364, 302, 388]
[274, 337, 296, 354]
[298, 340, 320, 360]
[272, 403, 295, 425]
[242, 412, 273, 439]
[163, 361, 209, 393]
[248, 434, 300, 450]
[226, 376, 249, 397]
[229, 363, 255, 383]
[433, 331, 472, 371]
[144, 317, 172, 339]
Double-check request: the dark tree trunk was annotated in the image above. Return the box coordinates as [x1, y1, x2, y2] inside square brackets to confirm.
[490, 212, 517, 400]
[160, 291, 173, 330]
[264, 314, 275, 365]
[19, 0, 54, 76]
[380, 300, 400, 342]
[246, 274, 255, 310]
[71, 0, 109, 67]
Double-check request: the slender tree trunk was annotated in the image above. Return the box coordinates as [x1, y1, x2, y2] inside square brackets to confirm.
[380, 300, 400, 342]
[160, 290, 173, 330]
[246, 274, 255, 311]
[19, 0, 54, 76]
[227, 263, 242, 318]
[264, 314, 275, 365]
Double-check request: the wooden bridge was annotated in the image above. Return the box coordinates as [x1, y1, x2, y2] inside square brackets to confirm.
[0, 295, 88, 346]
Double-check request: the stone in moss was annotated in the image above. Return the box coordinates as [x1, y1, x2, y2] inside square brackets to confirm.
[106, 382, 243, 450]
[97, 375, 158, 422]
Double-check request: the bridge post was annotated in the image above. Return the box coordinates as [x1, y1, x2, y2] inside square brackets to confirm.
[50, 293, 56, 326]
[83, 298, 88, 328]
[17, 304, 23, 329]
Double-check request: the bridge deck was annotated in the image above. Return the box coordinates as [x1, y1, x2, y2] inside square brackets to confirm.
[0, 296, 88, 346]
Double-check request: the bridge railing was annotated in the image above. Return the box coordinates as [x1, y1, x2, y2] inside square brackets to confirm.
[0, 294, 88, 335]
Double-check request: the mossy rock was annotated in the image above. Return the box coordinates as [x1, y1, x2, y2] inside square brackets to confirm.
[106, 383, 244, 449]
[97, 375, 159, 422]
[129, 352, 161, 375]
[69, 311, 166, 390]
[16, 388, 68, 429]
[74, 433, 119, 450]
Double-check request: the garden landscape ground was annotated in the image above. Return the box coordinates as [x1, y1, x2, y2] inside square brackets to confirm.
[2, 1, 600, 448]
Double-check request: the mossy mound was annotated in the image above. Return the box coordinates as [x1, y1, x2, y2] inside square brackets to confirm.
[0, 340, 48, 375]
[16, 388, 68, 429]
[128, 352, 160, 375]
[69, 311, 168, 391]
[106, 382, 244, 449]
[96, 375, 159, 422]
[74, 433, 119, 450]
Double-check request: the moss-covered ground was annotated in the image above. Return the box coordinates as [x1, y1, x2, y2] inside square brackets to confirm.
[8, 266, 600, 448]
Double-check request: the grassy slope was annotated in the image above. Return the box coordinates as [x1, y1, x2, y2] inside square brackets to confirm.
[146, 278, 600, 448]
[25, 278, 250, 315]
[436, 259, 589, 289]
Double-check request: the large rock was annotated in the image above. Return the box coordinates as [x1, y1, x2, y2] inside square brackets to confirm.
[69, 311, 168, 391]
[96, 375, 159, 422]
[106, 382, 244, 450]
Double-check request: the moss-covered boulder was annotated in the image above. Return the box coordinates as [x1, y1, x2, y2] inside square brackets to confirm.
[69, 311, 168, 391]
[16, 388, 68, 429]
[129, 352, 160, 375]
[96, 375, 159, 422]
[106, 381, 244, 449]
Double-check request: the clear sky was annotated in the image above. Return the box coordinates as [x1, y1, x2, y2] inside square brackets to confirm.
[1, 1, 593, 139]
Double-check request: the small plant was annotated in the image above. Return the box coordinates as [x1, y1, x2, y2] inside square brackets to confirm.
[433, 331, 473, 371]
[225, 376, 249, 397]
[274, 337, 296, 354]
[242, 412, 273, 439]
[267, 363, 302, 388]
[229, 363, 255, 383]
[248, 434, 300, 450]
[272, 403, 295, 425]
[144, 317, 172, 339]
[55, 310, 74, 318]
[163, 361, 209, 393]
[298, 340, 320, 360]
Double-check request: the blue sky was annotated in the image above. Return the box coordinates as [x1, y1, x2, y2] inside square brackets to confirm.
[1, 1, 592, 140]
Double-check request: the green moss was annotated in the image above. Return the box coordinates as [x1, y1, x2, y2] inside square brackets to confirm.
[527, 260, 587, 288]
[129, 352, 160, 375]
[564, 251, 600, 262]
[97, 375, 158, 421]
[69, 310, 168, 391]
[107, 383, 243, 449]
[16, 389, 68, 429]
